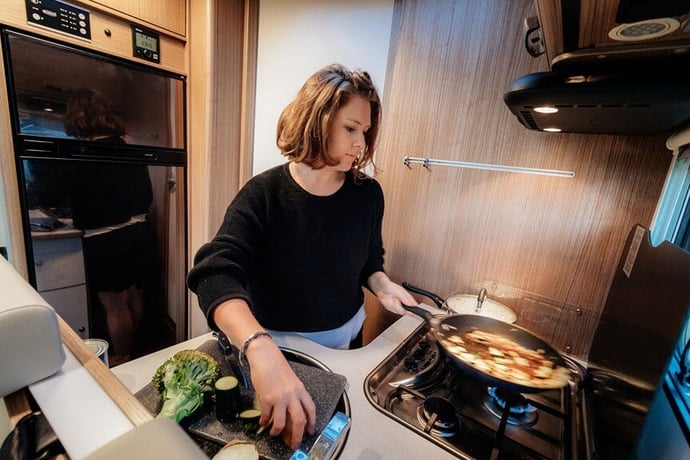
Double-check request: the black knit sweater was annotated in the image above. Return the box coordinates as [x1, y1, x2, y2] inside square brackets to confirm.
[187, 163, 386, 332]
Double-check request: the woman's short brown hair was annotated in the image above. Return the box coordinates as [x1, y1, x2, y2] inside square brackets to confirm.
[276, 63, 381, 177]
[64, 88, 125, 139]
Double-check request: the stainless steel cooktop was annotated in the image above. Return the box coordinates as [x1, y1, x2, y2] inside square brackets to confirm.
[364, 323, 590, 459]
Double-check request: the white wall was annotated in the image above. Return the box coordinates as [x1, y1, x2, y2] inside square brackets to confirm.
[190, 1, 394, 336]
[252, 0, 395, 176]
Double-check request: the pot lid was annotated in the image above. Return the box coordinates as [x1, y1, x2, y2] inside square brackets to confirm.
[445, 295, 517, 323]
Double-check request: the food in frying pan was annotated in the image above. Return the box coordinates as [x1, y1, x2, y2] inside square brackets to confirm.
[440, 329, 570, 388]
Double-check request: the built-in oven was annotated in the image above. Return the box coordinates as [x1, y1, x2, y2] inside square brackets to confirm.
[1, 26, 187, 360]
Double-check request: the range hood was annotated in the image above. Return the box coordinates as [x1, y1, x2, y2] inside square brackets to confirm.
[511, 0, 690, 135]
[503, 71, 690, 135]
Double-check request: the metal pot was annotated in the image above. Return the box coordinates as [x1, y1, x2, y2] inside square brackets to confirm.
[403, 282, 517, 323]
[403, 305, 568, 394]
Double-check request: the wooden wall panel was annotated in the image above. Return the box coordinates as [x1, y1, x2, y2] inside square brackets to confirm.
[577, 0, 620, 47]
[534, 0, 562, 64]
[0, 35, 26, 276]
[187, 0, 254, 336]
[366, 0, 672, 358]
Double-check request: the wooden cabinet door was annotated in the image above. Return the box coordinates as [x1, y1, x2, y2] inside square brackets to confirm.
[90, 0, 186, 37]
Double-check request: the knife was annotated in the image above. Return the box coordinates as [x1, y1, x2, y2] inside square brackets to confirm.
[214, 331, 249, 388]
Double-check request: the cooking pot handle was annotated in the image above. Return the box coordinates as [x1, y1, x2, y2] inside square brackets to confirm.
[402, 282, 446, 309]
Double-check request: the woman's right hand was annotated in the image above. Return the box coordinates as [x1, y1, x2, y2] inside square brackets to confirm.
[213, 299, 317, 449]
[246, 336, 317, 449]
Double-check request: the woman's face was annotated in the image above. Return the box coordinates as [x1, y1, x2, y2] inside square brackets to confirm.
[325, 95, 371, 172]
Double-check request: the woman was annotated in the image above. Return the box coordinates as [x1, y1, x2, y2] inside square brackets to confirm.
[187, 64, 416, 448]
[64, 88, 155, 367]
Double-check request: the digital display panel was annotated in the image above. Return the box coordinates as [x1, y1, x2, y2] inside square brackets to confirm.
[135, 30, 158, 52]
[131, 26, 159, 63]
[25, 0, 91, 40]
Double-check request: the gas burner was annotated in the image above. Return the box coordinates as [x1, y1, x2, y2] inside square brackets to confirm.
[389, 336, 444, 390]
[416, 396, 460, 437]
[483, 386, 538, 426]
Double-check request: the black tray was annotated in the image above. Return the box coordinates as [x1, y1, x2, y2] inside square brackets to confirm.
[135, 339, 347, 459]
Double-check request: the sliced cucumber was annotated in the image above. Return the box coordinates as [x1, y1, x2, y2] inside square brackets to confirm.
[239, 409, 261, 433]
[215, 376, 241, 423]
[215, 376, 239, 390]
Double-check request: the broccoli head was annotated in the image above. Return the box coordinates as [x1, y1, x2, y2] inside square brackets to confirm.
[152, 349, 220, 423]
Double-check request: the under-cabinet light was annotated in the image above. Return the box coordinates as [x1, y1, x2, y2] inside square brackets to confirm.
[534, 106, 559, 114]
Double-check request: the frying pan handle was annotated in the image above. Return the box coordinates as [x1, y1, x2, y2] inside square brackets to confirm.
[402, 282, 446, 309]
[402, 304, 436, 323]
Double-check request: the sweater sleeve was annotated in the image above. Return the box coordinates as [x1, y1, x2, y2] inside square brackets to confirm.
[360, 179, 386, 287]
[186, 180, 265, 330]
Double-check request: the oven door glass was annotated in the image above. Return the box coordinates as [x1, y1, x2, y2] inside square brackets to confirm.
[21, 157, 186, 351]
[3, 29, 185, 150]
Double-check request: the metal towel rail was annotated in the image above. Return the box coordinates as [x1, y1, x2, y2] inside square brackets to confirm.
[403, 156, 575, 178]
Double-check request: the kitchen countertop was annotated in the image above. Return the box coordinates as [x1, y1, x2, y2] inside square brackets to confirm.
[29, 345, 136, 459]
[112, 312, 458, 459]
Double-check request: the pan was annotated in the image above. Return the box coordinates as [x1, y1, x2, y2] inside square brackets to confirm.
[403, 305, 569, 394]
[403, 282, 517, 323]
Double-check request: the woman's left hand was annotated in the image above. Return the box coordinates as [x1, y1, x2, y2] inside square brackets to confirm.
[368, 271, 417, 315]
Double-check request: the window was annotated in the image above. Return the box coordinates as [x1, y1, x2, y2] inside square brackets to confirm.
[652, 145, 690, 249]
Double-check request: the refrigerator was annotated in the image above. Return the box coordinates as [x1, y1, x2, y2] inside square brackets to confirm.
[1, 27, 187, 361]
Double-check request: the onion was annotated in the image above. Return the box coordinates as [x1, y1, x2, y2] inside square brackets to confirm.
[212, 440, 259, 460]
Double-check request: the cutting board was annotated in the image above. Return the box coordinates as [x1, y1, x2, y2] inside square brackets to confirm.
[135, 339, 348, 459]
